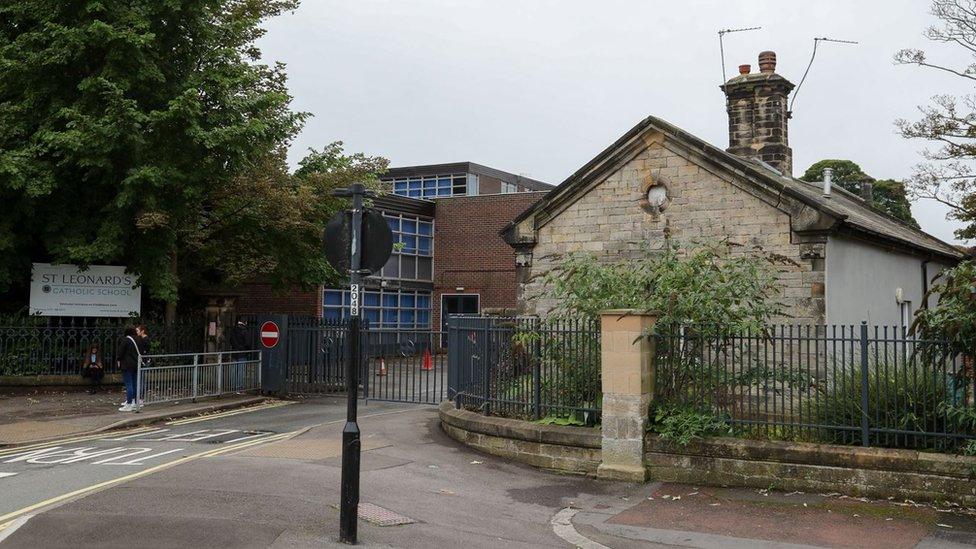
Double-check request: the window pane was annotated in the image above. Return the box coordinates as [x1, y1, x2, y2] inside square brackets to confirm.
[418, 236, 431, 255]
[408, 189, 421, 197]
[401, 293, 415, 308]
[323, 308, 341, 320]
[417, 257, 432, 280]
[417, 294, 431, 309]
[399, 309, 415, 325]
[324, 291, 342, 306]
[417, 310, 430, 327]
[400, 256, 416, 279]
[408, 179, 422, 190]
[364, 292, 380, 307]
[382, 310, 397, 327]
[437, 187, 451, 196]
[364, 309, 380, 324]
[402, 219, 416, 234]
[402, 235, 417, 253]
[382, 293, 397, 308]
[386, 217, 399, 232]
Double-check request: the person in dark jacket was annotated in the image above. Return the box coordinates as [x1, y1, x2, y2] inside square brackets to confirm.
[81, 345, 104, 394]
[117, 327, 141, 412]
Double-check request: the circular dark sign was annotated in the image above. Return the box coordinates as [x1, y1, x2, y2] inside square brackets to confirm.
[324, 208, 394, 275]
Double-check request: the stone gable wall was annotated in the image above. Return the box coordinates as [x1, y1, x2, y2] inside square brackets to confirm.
[520, 140, 825, 324]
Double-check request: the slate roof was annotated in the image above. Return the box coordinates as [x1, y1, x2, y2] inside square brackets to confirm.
[504, 115, 963, 262]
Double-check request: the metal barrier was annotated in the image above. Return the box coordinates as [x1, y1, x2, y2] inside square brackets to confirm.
[137, 350, 262, 406]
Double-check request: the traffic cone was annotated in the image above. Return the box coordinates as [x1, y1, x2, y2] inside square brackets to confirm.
[421, 348, 434, 371]
[377, 357, 388, 376]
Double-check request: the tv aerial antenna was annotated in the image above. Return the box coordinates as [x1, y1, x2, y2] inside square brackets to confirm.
[789, 37, 858, 115]
[718, 26, 762, 82]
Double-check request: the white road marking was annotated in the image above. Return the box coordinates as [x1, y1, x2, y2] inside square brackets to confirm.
[550, 507, 609, 549]
[0, 513, 33, 542]
[2, 446, 186, 467]
[0, 472, 17, 479]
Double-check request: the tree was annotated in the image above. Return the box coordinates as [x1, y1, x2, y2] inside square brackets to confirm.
[895, 0, 976, 242]
[541, 241, 786, 331]
[0, 1, 380, 320]
[800, 159, 920, 228]
[911, 260, 976, 357]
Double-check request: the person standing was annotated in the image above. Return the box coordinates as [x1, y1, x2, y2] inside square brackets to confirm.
[116, 327, 141, 412]
[81, 344, 104, 394]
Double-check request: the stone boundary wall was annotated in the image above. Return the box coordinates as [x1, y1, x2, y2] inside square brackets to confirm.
[645, 434, 976, 506]
[440, 402, 976, 505]
[438, 402, 601, 475]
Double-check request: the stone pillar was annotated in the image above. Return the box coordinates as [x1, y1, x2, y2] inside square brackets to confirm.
[597, 309, 656, 482]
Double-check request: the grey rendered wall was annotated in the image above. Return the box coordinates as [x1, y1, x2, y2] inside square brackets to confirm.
[825, 236, 947, 326]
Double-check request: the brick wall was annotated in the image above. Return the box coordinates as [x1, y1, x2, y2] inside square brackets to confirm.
[235, 282, 322, 317]
[432, 192, 547, 329]
[520, 140, 824, 324]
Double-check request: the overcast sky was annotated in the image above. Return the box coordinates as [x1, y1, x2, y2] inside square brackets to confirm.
[257, 0, 973, 245]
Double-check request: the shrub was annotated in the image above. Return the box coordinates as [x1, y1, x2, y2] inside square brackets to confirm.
[651, 406, 732, 446]
[808, 364, 971, 450]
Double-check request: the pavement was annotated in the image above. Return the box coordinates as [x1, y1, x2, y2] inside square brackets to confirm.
[0, 389, 267, 446]
[1, 397, 976, 548]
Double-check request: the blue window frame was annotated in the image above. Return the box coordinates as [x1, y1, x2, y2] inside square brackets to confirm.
[323, 288, 432, 329]
[378, 213, 433, 281]
[385, 173, 470, 198]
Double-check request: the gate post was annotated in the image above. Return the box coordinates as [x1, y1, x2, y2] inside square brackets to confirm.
[597, 309, 657, 483]
[258, 314, 289, 395]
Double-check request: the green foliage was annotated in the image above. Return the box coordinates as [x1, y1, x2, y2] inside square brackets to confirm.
[800, 159, 919, 228]
[536, 415, 588, 427]
[962, 440, 976, 457]
[894, 1, 976, 241]
[912, 261, 976, 358]
[652, 406, 731, 446]
[509, 323, 601, 424]
[0, 1, 386, 310]
[543, 241, 786, 331]
[808, 364, 969, 450]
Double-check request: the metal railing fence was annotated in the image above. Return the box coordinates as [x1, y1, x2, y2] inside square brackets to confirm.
[447, 316, 601, 423]
[364, 329, 447, 404]
[137, 350, 262, 406]
[655, 322, 974, 450]
[0, 315, 204, 376]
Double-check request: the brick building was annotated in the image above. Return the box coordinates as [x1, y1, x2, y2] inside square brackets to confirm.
[239, 162, 552, 331]
[503, 51, 963, 326]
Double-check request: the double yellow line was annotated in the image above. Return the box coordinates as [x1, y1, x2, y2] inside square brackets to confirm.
[0, 429, 299, 532]
[165, 400, 294, 426]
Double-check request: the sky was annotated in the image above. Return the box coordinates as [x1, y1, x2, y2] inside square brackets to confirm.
[257, 0, 974, 245]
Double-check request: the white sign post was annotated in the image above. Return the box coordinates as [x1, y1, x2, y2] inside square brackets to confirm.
[29, 263, 141, 317]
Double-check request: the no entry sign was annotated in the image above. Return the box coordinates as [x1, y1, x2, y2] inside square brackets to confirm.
[260, 321, 280, 349]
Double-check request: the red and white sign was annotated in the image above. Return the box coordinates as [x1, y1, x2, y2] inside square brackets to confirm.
[260, 321, 280, 349]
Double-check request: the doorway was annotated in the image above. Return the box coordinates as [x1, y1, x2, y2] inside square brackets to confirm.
[441, 293, 480, 332]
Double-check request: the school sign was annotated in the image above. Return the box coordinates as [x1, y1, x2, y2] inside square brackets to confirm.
[30, 263, 141, 317]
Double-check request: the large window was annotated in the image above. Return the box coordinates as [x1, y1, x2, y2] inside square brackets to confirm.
[323, 288, 431, 329]
[377, 213, 433, 282]
[387, 173, 473, 198]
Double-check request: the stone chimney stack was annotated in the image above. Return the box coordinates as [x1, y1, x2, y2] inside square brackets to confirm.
[720, 51, 796, 176]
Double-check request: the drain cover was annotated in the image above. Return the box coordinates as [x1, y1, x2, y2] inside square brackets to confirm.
[355, 503, 417, 526]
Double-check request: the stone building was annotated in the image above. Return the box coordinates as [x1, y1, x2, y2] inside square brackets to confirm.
[502, 51, 963, 326]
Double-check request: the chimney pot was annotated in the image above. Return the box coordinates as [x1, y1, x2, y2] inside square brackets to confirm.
[758, 51, 777, 73]
[860, 181, 874, 205]
[822, 167, 833, 198]
[738, 64, 751, 75]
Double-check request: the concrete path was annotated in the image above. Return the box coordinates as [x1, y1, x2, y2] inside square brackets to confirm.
[0, 390, 267, 446]
[2, 398, 975, 548]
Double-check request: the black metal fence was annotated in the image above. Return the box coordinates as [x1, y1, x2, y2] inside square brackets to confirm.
[655, 323, 975, 450]
[364, 329, 447, 404]
[0, 315, 205, 376]
[447, 316, 601, 423]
